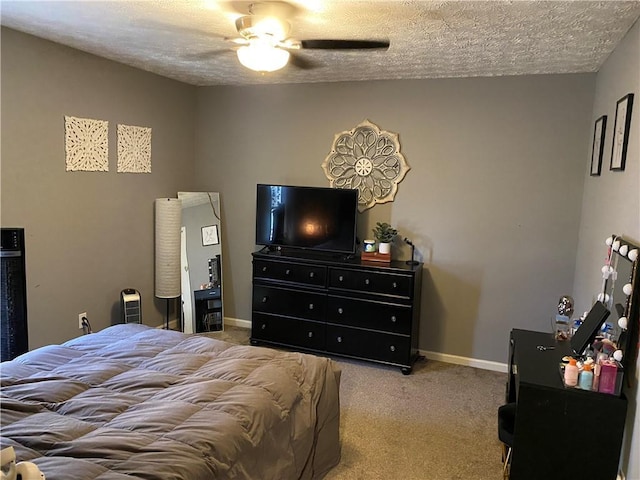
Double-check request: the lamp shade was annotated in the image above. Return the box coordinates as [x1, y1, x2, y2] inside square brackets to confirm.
[237, 41, 290, 72]
[155, 198, 182, 298]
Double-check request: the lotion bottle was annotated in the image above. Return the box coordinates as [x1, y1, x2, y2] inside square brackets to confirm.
[564, 358, 579, 387]
[579, 363, 593, 390]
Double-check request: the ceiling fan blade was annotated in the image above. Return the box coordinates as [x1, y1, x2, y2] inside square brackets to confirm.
[183, 49, 233, 61]
[288, 52, 318, 70]
[300, 39, 390, 50]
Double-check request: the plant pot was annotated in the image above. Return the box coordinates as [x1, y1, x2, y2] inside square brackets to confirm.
[378, 242, 391, 255]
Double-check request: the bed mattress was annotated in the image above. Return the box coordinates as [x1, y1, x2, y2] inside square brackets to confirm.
[0, 324, 341, 479]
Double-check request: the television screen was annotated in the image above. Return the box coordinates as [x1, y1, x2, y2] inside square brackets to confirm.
[255, 184, 358, 255]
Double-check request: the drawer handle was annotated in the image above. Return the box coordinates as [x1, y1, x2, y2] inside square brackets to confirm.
[309, 272, 315, 278]
[285, 269, 291, 275]
[391, 315, 397, 323]
[309, 303, 314, 310]
[390, 345, 396, 352]
[392, 282, 397, 288]
[365, 278, 370, 285]
[338, 275, 344, 282]
[308, 332, 313, 338]
[262, 296, 268, 303]
[338, 307, 343, 314]
[261, 324, 266, 330]
[337, 336, 342, 343]
[262, 266, 267, 272]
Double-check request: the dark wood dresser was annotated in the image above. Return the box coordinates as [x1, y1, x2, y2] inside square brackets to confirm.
[507, 329, 627, 479]
[250, 250, 423, 374]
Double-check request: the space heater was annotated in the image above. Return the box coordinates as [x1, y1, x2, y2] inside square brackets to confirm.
[121, 288, 141, 324]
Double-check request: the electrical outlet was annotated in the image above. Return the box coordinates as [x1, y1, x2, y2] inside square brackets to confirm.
[78, 312, 87, 329]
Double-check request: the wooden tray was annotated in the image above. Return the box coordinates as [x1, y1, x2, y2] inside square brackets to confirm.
[361, 251, 391, 263]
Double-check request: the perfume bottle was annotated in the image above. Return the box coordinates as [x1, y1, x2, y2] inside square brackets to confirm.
[598, 361, 618, 395]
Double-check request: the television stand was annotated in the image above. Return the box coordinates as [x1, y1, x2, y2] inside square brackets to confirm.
[250, 250, 423, 373]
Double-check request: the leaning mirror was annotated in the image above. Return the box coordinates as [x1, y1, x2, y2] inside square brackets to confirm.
[602, 235, 639, 374]
[178, 192, 223, 333]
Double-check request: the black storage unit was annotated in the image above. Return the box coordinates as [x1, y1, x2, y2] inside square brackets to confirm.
[194, 287, 222, 332]
[251, 250, 423, 374]
[506, 329, 627, 479]
[1, 228, 28, 361]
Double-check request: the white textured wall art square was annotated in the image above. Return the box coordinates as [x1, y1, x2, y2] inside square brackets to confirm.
[117, 124, 152, 173]
[64, 116, 109, 172]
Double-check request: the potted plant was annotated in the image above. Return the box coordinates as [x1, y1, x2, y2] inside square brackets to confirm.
[372, 222, 397, 254]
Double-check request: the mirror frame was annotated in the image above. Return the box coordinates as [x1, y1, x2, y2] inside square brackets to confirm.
[178, 192, 224, 334]
[603, 234, 640, 376]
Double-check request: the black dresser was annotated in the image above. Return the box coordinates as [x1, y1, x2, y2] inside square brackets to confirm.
[250, 250, 423, 374]
[507, 329, 627, 479]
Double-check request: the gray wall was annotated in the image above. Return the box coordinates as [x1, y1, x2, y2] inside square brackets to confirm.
[195, 75, 595, 364]
[2, 18, 639, 480]
[1, 28, 197, 348]
[573, 20, 639, 479]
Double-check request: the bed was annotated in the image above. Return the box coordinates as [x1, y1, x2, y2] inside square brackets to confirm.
[0, 324, 341, 480]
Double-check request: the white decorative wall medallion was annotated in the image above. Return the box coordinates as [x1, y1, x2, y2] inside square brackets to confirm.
[117, 124, 152, 173]
[322, 120, 410, 211]
[64, 116, 109, 172]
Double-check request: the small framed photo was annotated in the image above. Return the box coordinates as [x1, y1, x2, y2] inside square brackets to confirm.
[201, 224, 219, 246]
[610, 93, 634, 171]
[590, 115, 607, 176]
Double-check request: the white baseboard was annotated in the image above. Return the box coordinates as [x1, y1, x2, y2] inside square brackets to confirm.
[224, 317, 251, 329]
[156, 317, 251, 331]
[420, 349, 508, 373]
[155, 319, 180, 330]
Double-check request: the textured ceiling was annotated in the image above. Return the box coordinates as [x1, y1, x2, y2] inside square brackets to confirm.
[2, 1, 640, 87]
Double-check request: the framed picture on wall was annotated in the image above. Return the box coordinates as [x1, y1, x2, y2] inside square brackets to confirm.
[590, 115, 607, 176]
[201, 225, 219, 246]
[610, 93, 634, 171]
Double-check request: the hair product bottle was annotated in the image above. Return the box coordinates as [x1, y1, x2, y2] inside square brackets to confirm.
[564, 358, 579, 387]
[579, 363, 593, 390]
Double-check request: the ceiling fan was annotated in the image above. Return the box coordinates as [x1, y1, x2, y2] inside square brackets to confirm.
[225, 1, 390, 72]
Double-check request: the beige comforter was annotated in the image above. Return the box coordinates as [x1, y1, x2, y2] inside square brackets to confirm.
[0, 324, 341, 479]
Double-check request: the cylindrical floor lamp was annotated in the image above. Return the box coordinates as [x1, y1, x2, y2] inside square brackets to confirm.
[155, 198, 182, 329]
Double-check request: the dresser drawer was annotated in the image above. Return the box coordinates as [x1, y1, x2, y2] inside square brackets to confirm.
[253, 285, 325, 321]
[329, 268, 412, 298]
[253, 259, 326, 287]
[325, 325, 411, 365]
[252, 313, 325, 350]
[327, 296, 412, 335]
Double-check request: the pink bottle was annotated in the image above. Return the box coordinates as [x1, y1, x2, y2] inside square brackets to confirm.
[598, 361, 618, 394]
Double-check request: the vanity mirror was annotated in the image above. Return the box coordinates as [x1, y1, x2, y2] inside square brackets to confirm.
[178, 192, 223, 334]
[602, 235, 639, 374]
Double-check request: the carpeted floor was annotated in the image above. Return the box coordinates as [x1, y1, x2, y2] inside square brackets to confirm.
[201, 326, 506, 480]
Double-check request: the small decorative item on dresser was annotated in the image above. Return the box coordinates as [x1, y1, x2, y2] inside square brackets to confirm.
[363, 239, 376, 253]
[361, 250, 391, 263]
[554, 294, 574, 340]
[372, 222, 397, 255]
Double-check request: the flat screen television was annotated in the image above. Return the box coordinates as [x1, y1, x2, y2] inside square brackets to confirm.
[255, 184, 358, 255]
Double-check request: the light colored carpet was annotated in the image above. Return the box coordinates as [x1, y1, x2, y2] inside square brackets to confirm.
[201, 326, 506, 480]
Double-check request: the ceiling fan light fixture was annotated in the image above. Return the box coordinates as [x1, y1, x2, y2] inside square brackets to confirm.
[236, 15, 290, 41]
[237, 41, 290, 72]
